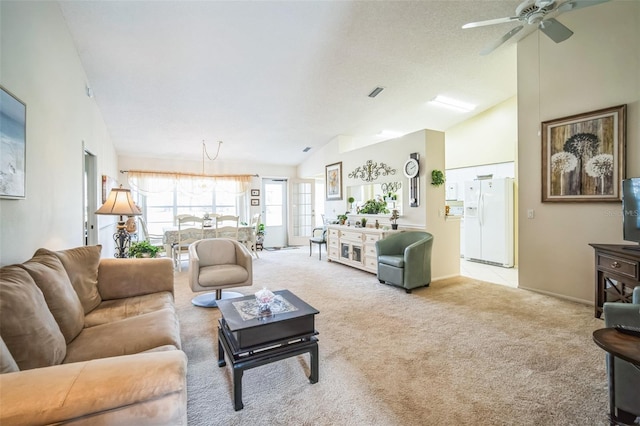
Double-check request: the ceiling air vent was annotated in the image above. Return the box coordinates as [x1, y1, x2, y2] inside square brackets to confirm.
[368, 87, 384, 98]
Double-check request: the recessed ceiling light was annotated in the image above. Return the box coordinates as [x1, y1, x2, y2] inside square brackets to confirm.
[377, 130, 404, 139]
[429, 95, 476, 112]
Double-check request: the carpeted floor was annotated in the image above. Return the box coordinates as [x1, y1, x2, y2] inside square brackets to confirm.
[173, 248, 609, 425]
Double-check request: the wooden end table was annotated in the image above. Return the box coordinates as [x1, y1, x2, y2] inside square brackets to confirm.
[217, 290, 319, 411]
[592, 328, 640, 425]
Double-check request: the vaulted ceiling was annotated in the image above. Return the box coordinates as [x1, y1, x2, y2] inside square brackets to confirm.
[59, 0, 530, 166]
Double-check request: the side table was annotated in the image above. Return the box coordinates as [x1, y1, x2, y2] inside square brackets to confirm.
[216, 290, 319, 411]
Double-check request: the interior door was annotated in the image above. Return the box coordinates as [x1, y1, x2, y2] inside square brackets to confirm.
[261, 178, 288, 248]
[83, 146, 98, 246]
[288, 179, 315, 246]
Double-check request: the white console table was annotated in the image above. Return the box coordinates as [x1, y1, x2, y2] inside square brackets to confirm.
[326, 225, 399, 274]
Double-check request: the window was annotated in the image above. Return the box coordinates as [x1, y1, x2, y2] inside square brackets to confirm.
[129, 174, 248, 235]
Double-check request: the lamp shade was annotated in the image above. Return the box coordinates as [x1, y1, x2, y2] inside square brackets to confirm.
[95, 188, 141, 216]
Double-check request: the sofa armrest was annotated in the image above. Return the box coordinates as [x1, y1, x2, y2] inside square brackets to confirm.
[97, 258, 174, 300]
[0, 351, 187, 426]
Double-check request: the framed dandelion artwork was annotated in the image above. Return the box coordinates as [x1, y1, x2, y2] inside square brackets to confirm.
[542, 105, 626, 202]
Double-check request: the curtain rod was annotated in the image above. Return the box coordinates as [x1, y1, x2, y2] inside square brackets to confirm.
[120, 170, 259, 178]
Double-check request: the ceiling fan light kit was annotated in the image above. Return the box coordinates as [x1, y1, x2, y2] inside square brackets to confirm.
[462, 0, 610, 55]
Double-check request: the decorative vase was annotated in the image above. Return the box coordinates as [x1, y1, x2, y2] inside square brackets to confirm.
[125, 216, 137, 233]
[375, 220, 379, 229]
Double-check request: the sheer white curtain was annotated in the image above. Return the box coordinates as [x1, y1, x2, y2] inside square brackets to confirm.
[127, 170, 252, 196]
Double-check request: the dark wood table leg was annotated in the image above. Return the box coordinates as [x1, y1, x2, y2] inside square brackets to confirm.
[309, 341, 319, 384]
[233, 366, 244, 411]
[218, 334, 226, 367]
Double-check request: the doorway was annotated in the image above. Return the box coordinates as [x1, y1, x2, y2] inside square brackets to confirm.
[288, 179, 316, 246]
[261, 178, 288, 248]
[83, 146, 98, 246]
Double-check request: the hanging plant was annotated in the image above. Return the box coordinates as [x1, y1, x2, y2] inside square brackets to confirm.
[431, 169, 445, 187]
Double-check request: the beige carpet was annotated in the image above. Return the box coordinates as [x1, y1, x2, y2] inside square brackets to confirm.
[173, 248, 609, 425]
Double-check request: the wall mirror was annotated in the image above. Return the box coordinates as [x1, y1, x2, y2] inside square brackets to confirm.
[346, 182, 402, 215]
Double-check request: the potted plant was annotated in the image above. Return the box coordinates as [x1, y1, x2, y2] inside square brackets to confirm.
[347, 196, 355, 211]
[337, 213, 349, 225]
[256, 223, 265, 245]
[129, 240, 160, 258]
[431, 169, 445, 187]
[358, 198, 390, 215]
[390, 209, 400, 230]
[360, 217, 368, 228]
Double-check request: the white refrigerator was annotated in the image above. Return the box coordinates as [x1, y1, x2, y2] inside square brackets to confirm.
[463, 178, 514, 267]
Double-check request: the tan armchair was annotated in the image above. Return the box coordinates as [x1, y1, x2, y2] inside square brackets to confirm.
[188, 238, 253, 307]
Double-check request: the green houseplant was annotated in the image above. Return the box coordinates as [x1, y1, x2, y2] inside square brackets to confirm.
[390, 209, 400, 230]
[129, 240, 160, 258]
[256, 223, 266, 245]
[358, 198, 389, 215]
[431, 169, 445, 187]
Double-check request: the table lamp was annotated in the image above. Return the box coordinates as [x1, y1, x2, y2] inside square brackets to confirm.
[95, 186, 141, 258]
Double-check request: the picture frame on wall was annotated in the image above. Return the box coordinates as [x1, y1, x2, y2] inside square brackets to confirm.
[325, 161, 343, 201]
[251, 198, 259, 206]
[101, 175, 119, 204]
[541, 104, 626, 202]
[251, 189, 260, 196]
[0, 86, 27, 199]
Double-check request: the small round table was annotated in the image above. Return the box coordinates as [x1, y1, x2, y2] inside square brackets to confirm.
[592, 328, 640, 425]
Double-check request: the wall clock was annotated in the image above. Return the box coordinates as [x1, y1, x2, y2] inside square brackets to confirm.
[405, 153, 419, 207]
[403, 158, 419, 179]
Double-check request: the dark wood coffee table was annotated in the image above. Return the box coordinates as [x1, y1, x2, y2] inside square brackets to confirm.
[217, 289, 319, 411]
[592, 328, 640, 425]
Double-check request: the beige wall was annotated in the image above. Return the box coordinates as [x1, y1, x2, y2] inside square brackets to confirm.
[445, 96, 518, 169]
[517, 1, 639, 303]
[0, 2, 118, 265]
[299, 129, 460, 280]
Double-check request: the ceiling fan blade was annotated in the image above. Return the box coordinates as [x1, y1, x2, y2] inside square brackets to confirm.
[539, 18, 574, 43]
[480, 25, 524, 56]
[557, 0, 610, 13]
[462, 16, 519, 29]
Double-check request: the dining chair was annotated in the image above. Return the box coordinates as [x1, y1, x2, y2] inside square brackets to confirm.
[215, 214, 239, 240]
[309, 227, 327, 260]
[138, 217, 164, 247]
[173, 215, 204, 271]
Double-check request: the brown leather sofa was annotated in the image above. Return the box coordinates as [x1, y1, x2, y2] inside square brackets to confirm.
[0, 245, 187, 425]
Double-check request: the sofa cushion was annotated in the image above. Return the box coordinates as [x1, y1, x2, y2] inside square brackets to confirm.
[0, 266, 66, 370]
[84, 291, 175, 328]
[20, 252, 85, 343]
[64, 308, 181, 364]
[36, 245, 102, 314]
[0, 336, 19, 373]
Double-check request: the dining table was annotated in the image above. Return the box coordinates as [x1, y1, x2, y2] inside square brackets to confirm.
[163, 225, 254, 254]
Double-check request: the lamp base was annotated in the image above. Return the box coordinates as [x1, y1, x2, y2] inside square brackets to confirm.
[113, 221, 131, 258]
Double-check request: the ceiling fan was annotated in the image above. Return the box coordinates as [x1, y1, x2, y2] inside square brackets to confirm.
[462, 0, 609, 55]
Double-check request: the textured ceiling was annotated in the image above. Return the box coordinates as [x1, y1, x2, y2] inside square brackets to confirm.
[59, 0, 529, 166]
